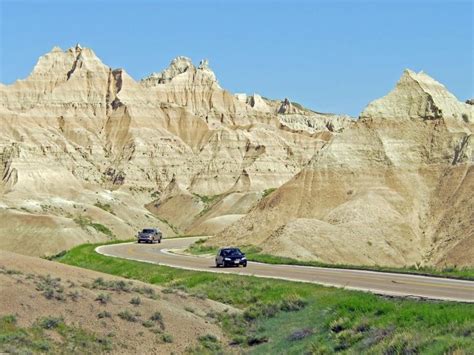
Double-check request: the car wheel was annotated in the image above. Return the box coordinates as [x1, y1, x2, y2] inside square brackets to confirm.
[243, 263, 247, 267]
[158, 239, 161, 244]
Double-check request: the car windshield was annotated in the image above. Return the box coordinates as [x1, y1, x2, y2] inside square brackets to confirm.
[142, 229, 155, 233]
[222, 249, 243, 257]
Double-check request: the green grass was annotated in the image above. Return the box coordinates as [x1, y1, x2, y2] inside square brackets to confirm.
[261, 188, 276, 199]
[0, 315, 113, 353]
[192, 193, 223, 217]
[156, 216, 180, 234]
[73, 215, 115, 239]
[192, 193, 221, 205]
[93, 201, 114, 214]
[186, 241, 474, 280]
[56, 242, 474, 354]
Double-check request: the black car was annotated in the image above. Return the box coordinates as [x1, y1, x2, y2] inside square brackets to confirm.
[215, 248, 247, 267]
[137, 228, 162, 243]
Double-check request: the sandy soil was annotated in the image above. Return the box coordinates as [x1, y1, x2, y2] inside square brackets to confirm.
[0, 250, 231, 354]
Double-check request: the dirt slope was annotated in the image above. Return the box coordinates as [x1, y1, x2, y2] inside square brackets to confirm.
[0, 45, 349, 256]
[0, 250, 230, 354]
[217, 70, 473, 268]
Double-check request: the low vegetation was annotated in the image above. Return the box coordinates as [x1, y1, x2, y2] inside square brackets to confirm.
[156, 216, 180, 234]
[118, 309, 140, 323]
[186, 334, 223, 353]
[261, 188, 276, 199]
[57, 242, 474, 354]
[93, 201, 114, 214]
[193, 193, 223, 217]
[73, 215, 115, 239]
[0, 315, 112, 353]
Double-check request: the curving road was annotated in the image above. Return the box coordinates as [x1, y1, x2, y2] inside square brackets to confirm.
[96, 237, 474, 303]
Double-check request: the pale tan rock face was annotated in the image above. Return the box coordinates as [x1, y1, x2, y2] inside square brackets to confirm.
[0, 45, 348, 256]
[218, 71, 473, 268]
[361, 69, 473, 122]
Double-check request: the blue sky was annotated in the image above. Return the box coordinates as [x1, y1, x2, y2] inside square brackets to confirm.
[0, 0, 472, 116]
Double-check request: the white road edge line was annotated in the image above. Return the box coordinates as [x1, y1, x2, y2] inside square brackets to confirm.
[95, 245, 474, 303]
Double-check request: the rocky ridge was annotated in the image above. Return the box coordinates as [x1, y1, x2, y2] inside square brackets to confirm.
[0, 45, 349, 256]
[216, 70, 473, 268]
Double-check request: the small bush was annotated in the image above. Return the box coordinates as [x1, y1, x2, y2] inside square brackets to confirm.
[1, 314, 17, 325]
[130, 296, 141, 306]
[141, 320, 154, 328]
[133, 286, 158, 299]
[197, 334, 221, 351]
[95, 293, 111, 304]
[38, 316, 63, 329]
[92, 278, 132, 292]
[68, 290, 80, 301]
[35, 275, 65, 301]
[262, 188, 276, 198]
[118, 310, 139, 322]
[150, 311, 165, 330]
[161, 334, 173, 343]
[94, 201, 114, 214]
[97, 311, 112, 319]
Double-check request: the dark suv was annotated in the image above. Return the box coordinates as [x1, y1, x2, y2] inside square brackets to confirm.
[137, 228, 162, 243]
[215, 248, 247, 268]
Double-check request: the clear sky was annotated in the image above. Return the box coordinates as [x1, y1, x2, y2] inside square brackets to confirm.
[0, 0, 472, 116]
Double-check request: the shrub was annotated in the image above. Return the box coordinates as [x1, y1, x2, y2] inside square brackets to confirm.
[67, 290, 80, 301]
[161, 334, 173, 343]
[38, 316, 63, 329]
[1, 314, 17, 325]
[94, 201, 114, 214]
[118, 310, 139, 322]
[133, 286, 158, 299]
[150, 312, 165, 330]
[141, 320, 154, 328]
[95, 293, 111, 304]
[197, 334, 221, 351]
[35, 275, 65, 301]
[92, 278, 132, 292]
[97, 311, 112, 319]
[262, 188, 276, 198]
[130, 296, 141, 306]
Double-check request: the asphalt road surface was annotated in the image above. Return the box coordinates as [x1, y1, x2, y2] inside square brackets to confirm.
[96, 237, 474, 303]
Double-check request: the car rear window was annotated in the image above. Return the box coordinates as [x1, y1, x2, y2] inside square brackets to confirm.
[222, 249, 242, 256]
[142, 229, 155, 233]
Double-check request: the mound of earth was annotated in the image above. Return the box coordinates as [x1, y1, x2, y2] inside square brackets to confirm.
[216, 70, 473, 268]
[0, 250, 230, 354]
[0, 44, 350, 256]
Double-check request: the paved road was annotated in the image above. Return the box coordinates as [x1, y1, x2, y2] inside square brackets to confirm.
[96, 237, 474, 303]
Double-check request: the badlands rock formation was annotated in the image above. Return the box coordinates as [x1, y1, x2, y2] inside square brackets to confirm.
[0, 45, 349, 256]
[217, 70, 473, 268]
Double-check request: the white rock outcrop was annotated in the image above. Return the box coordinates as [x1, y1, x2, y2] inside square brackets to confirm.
[0, 45, 348, 256]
